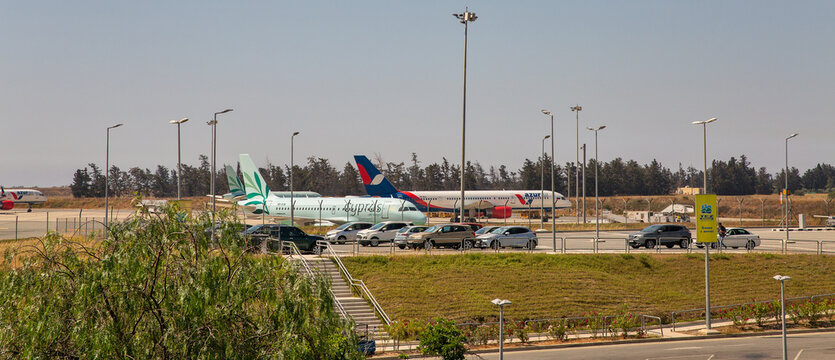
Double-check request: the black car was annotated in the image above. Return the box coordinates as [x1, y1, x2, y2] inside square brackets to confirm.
[628, 224, 691, 249]
[245, 224, 324, 254]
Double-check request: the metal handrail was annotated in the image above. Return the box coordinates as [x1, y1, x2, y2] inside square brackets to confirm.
[319, 240, 392, 326]
[641, 315, 663, 336]
[280, 241, 349, 321]
[670, 293, 835, 331]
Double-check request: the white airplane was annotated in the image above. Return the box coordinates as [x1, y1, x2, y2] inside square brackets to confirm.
[354, 155, 571, 219]
[0, 186, 47, 212]
[232, 154, 427, 225]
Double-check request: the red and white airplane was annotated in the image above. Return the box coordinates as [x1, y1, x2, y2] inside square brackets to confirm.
[1, 186, 47, 212]
[354, 155, 571, 219]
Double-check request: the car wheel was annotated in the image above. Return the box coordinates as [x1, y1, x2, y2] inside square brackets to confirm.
[746, 240, 755, 250]
[313, 246, 323, 255]
[398, 244, 406, 249]
[665, 244, 674, 248]
[527, 240, 536, 250]
[679, 239, 689, 249]
[337, 236, 346, 244]
[732, 246, 738, 249]
[491, 240, 500, 250]
[370, 238, 379, 247]
[630, 244, 640, 249]
[424, 240, 434, 251]
[462, 240, 473, 250]
[645, 239, 656, 249]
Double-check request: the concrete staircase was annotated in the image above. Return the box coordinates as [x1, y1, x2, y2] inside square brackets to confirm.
[306, 258, 389, 341]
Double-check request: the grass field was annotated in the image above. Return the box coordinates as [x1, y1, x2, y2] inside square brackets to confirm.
[341, 253, 835, 323]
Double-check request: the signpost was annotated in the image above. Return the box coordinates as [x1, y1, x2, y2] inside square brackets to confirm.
[695, 194, 718, 330]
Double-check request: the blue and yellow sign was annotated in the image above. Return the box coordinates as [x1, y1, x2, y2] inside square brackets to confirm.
[695, 194, 717, 243]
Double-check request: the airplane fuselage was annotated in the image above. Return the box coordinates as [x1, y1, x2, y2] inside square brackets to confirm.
[0, 188, 47, 211]
[381, 190, 571, 212]
[238, 196, 427, 225]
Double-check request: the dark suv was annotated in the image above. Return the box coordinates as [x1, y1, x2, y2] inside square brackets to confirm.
[628, 224, 691, 249]
[245, 224, 324, 254]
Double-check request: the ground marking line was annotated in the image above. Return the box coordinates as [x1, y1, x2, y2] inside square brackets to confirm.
[793, 349, 803, 360]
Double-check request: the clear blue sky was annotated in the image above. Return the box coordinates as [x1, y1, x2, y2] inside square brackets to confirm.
[2, 1, 833, 187]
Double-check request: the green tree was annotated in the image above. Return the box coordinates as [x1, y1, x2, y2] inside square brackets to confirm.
[419, 318, 467, 360]
[0, 205, 362, 359]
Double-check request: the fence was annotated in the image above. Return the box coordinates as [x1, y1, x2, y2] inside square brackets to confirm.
[670, 293, 835, 331]
[0, 212, 107, 241]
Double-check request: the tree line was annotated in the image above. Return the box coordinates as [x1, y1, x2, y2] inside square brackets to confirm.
[70, 153, 835, 198]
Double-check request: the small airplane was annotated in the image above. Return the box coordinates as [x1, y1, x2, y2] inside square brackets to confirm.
[0, 186, 47, 212]
[227, 154, 426, 225]
[354, 155, 571, 219]
[813, 215, 835, 227]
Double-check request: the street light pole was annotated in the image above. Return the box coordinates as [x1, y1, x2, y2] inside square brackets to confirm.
[104, 123, 123, 235]
[774, 275, 792, 360]
[571, 105, 582, 223]
[453, 8, 477, 223]
[291, 131, 300, 226]
[168, 118, 189, 200]
[691, 117, 717, 330]
[541, 110, 556, 247]
[587, 126, 606, 241]
[785, 133, 798, 252]
[541, 135, 550, 227]
[491, 299, 512, 360]
[208, 108, 233, 242]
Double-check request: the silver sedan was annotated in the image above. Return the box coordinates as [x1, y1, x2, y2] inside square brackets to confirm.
[476, 226, 538, 250]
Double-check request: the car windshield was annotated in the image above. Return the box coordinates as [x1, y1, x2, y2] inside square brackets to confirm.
[641, 225, 664, 232]
[368, 223, 385, 230]
[490, 227, 510, 234]
[475, 227, 494, 235]
[335, 223, 351, 230]
[245, 224, 265, 234]
[424, 225, 439, 233]
[397, 227, 410, 233]
[412, 227, 427, 232]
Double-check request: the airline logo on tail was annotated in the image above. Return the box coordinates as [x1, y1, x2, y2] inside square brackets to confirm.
[353, 155, 399, 197]
[238, 154, 271, 213]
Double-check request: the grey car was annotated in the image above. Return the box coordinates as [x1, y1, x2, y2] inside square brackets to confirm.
[325, 222, 373, 244]
[476, 226, 538, 250]
[393, 225, 429, 249]
[628, 224, 691, 249]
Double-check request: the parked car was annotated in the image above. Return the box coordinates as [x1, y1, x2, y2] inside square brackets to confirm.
[324, 222, 373, 244]
[628, 224, 691, 249]
[476, 226, 538, 250]
[475, 226, 501, 236]
[696, 227, 761, 250]
[393, 225, 429, 249]
[357, 221, 412, 247]
[407, 223, 475, 250]
[827, 217, 835, 228]
[245, 224, 324, 254]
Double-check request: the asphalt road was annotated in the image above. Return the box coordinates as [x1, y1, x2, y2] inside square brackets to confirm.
[469, 331, 835, 360]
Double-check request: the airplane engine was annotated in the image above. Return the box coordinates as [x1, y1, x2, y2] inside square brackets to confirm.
[489, 206, 511, 219]
[1, 200, 13, 210]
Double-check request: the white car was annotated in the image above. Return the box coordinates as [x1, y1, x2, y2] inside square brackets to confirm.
[324, 222, 373, 244]
[357, 221, 412, 247]
[721, 228, 761, 250]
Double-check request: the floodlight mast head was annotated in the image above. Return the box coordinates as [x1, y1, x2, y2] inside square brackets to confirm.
[692, 117, 718, 125]
[491, 298, 512, 306]
[541, 109, 551, 116]
[169, 118, 189, 124]
[571, 105, 582, 112]
[773, 275, 792, 281]
[787, 133, 799, 140]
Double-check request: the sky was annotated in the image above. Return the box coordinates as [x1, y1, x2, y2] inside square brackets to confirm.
[2, 1, 833, 187]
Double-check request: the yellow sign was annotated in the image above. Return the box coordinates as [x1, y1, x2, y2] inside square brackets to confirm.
[695, 194, 717, 243]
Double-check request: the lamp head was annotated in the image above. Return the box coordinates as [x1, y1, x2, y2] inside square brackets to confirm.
[541, 109, 551, 115]
[292, 131, 300, 136]
[109, 123, 123, 129]
[705, 117, 718, 124]
[570, 105, 582, 111]
[544, 135, 551, 140]
[215, 108, 233, 115]
[169, 118, 189, 124]
[773, 275, 792, 281]
[787, 133, 799, 140]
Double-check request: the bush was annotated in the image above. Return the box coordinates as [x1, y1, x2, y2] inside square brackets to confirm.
[612, 305, 637, 338]
[0, 204, 362, 359]
[750, 301, 775, 327]
[547, 319, 568, 341]
[419, 318, 467, 360]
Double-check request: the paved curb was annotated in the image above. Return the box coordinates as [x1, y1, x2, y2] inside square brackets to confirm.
[370, 327, 835, 359]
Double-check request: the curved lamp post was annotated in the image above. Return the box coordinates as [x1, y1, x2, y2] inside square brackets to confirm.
[291, 131, 300, 226]
[587, 126, 606, 242]
[541, 110, 556, 252]
[168, 118, 189, 200]
[453, 8, 477, 223]
[208, 108, 233, 242]
[491, 298, 512, 360]
[690, 117, 717, 329]
[541, 135, 551, 227]
[104, 123, 123, 237]
[773, 275, 791, 360]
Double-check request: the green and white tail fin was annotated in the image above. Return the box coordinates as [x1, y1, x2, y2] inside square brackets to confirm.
[225, 165, 246, 199]
[238, 154, 271, 208]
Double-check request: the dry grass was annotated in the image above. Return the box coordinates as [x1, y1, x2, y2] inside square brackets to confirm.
[342, 253, 835, 322]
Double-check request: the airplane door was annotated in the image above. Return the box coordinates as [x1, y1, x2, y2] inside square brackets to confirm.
[381, 204, 390, 219]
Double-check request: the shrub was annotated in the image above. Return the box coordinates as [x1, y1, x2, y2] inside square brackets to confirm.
[0, 204, 362, 359]
[723, 306, 750, 327]
[513, 321, 529, 343]
[613, 304, 637, 338]
[750, 301, 775, 327]
[547, 319, 568, 341]
[419, 318, 467, 360]
[585, 312, 603, 338]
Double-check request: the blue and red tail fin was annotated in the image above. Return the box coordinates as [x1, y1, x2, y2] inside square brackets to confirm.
[353, 155, 399, 197]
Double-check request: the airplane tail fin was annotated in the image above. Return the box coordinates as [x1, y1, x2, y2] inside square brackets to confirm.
[238, 154, 271, 207]
[353, 155, 399, 197]
[225, 165, 246, 199]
